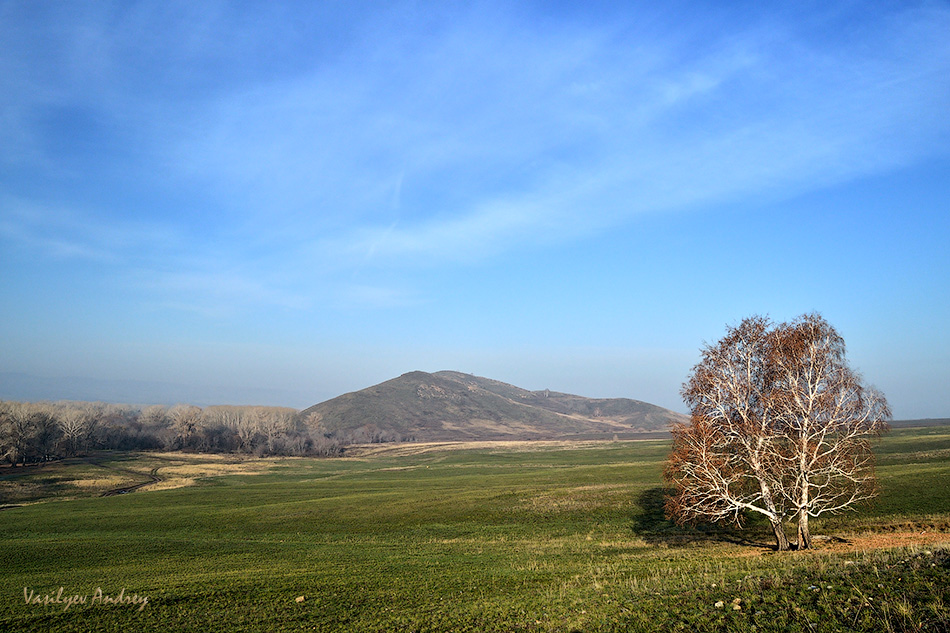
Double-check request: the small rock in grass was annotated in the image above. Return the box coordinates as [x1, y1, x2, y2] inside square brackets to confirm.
[295, 596, 305, 603]
[715, 601, 725, 609]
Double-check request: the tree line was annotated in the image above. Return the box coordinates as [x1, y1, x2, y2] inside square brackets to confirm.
[0, 401, 401, 466]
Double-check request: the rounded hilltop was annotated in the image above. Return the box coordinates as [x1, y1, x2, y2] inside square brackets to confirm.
[300, 370, 687, 442]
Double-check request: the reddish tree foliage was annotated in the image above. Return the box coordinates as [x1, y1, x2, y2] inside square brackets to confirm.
[768, 314, 890, 549]
[665, 314, 889, 551]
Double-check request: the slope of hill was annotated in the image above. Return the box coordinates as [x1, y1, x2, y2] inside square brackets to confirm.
[299, 370, 687, 441]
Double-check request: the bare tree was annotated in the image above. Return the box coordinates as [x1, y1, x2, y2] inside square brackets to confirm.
[55, 403, 97, 457]
[0, 402, 62, 464]
[232, 409, 260, 453]
[169, 404, 203, 450]
[139, 405, 169, 428]
[202, 406, 245, 445]
[769, 314, 890, 549]
[31, 408, 62, 462]
[253, 407, 297, 456]
[0, 402, 33, 466]
[666, 316, 792, 550]
[666, 314, 889, 550]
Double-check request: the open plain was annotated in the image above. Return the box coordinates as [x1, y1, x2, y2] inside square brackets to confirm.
[1, 425, 948, 632]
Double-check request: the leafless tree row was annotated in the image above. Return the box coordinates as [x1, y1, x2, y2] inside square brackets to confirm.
[0, 401, 381, 465]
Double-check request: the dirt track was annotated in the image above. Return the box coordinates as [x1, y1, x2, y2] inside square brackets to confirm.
[85, 458, 163, 496]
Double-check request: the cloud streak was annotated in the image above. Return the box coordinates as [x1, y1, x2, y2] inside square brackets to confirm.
[164, 2, 950, 270]
[2, 1, 949, 308]
[0, 196, 180, 264]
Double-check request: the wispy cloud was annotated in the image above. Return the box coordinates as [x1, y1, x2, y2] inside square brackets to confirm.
[164, 2, 950, 270]
[0, 196, 178, 264]
[2, 1, 948, 309]
[136, 268, 311, 317]
[0, 196, 310, 317]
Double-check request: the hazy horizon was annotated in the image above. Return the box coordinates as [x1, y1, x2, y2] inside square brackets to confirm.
[2, 2, 949, 419]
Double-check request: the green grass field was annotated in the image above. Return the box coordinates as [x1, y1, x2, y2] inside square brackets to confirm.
[1, 428, 948, 632]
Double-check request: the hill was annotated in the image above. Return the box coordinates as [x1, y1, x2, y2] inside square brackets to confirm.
[299, 370, 688, 441]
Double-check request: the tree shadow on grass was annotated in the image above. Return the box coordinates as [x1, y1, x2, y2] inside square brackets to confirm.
[630, 487, 775, 550]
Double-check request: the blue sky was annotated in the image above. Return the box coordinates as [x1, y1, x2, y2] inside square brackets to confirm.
[1, 1, 948, 417]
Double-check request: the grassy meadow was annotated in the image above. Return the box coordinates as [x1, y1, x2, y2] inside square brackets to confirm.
[1, 428, 949, 632]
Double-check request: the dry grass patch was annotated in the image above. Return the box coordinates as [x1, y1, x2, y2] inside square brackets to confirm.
[135, 452, 280, 491]
[816, 532, 950, 553]
[70, 473, 129, 490]
[1, 459, 133, 504]
[1, 452, 282, 504]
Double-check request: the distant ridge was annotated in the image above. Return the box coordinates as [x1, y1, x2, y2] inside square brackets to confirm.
[300, 370, 688, 441]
